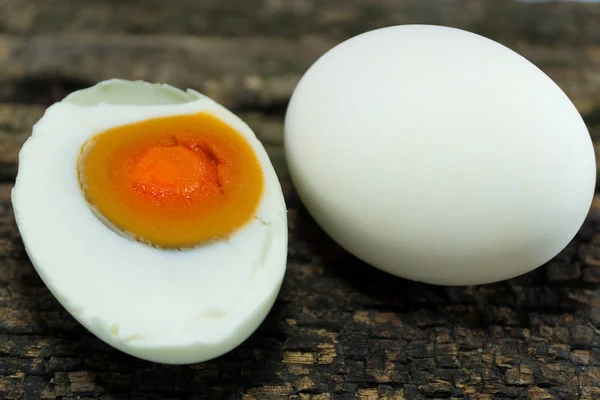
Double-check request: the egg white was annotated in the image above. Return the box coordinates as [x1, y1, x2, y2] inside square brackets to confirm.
[12, 80, 288, 364]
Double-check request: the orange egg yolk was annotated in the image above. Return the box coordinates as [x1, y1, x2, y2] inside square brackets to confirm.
[78, 112, 264, 249]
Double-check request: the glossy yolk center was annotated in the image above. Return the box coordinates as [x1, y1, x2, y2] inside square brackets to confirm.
[78, 112, 264, 249]
[132, 146, 213, 198]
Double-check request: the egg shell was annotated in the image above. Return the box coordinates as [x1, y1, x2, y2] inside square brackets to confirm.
[12, 80, 288, 364]
[284, 25, 596, 286]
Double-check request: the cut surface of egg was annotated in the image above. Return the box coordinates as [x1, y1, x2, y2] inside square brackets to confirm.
[285, 25, 596, 286]
[12, 79, 288, 364]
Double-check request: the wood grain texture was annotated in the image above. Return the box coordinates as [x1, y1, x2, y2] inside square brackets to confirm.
[1, 35, 600, 116]
[1, 0, 600, 46]
[0, 34, 335, 110]
[1, 181, 600, 399]
[2, 0, 600, 115]
[1, 0, 600, 399]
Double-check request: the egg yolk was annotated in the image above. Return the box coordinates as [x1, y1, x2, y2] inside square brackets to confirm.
[78, 112, 264, 249]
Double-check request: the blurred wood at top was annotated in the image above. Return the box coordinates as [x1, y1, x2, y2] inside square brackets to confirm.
[1, 0, 600, 118]
[2, 0, 600, 45]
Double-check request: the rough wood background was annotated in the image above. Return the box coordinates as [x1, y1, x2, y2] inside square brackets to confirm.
[1, 0, 600, 399]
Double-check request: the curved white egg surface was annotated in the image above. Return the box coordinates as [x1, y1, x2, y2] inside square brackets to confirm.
[285, 25, 595, 285]
[12, 80, 288, 364]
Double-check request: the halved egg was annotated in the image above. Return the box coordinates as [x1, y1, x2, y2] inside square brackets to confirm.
[11, 79, 288, 364]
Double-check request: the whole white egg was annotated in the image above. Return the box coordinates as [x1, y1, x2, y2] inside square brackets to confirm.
[284, 25, 596, 285]
[12, 80, 287, 364]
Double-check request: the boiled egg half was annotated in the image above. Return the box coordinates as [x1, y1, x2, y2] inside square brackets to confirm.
[12, 79, 288, 364]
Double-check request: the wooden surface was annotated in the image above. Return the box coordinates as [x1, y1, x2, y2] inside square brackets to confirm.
[1, 0, 600, 399]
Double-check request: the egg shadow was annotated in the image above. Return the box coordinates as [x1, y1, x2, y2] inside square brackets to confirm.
[287, 185, 600, 332]
[112, 306, 288, 398]
[290, 199, 451, 308]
